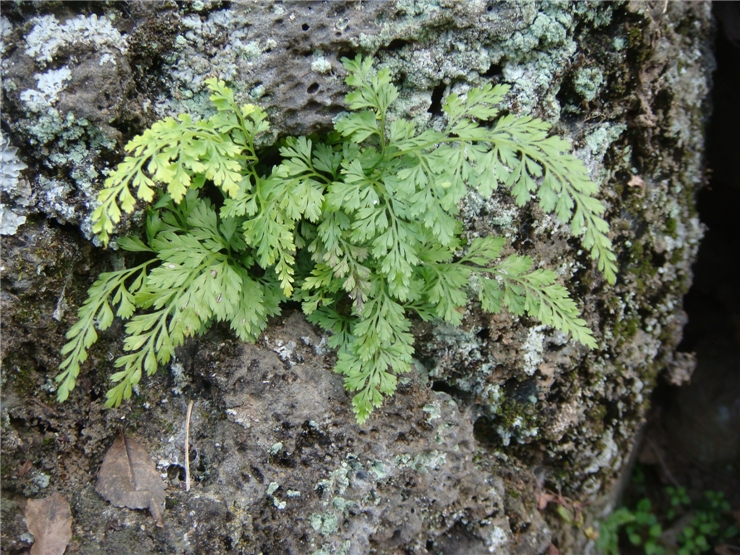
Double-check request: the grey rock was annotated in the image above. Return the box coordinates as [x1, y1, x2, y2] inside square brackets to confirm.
[0, 1, 713, 554]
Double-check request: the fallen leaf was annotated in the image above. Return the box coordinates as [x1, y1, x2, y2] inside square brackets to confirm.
[24, 491, 73, 555]
[716, 545, 740, 555]
[95, 431, 166, 527]
[537, 491, 556, 510]
[19, 460, 33, 477]
[548, 543, 562, 555]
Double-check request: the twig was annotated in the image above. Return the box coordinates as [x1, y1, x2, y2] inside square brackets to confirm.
[185, 400, 194, 492]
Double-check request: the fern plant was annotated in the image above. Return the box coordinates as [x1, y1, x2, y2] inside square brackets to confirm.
[57, 56, 616, 423]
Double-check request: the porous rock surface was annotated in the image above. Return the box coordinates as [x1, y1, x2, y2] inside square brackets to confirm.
[1, 1, 712, 554]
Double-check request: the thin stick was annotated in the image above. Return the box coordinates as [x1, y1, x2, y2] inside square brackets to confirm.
[185, 400, 194, 492]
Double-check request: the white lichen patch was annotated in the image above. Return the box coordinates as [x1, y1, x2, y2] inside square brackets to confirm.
[169, 361, 188, 396]
[487, 525, 509, 552]
[583, 429, 619, 474]
[0, 137, 29, 235]
[25, 14, 127, 66]
[20, 67, 72, 112]
[522, 325, 546, 376]
[0, 16, 12, 56]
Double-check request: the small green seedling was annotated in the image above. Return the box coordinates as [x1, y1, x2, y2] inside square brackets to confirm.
[596, 489, 738, 555]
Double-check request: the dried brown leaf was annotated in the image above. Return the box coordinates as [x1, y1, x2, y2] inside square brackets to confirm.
[537, 492, 556, 511]
[24, 491, 73, 555]
[19, 460, 33, 477]
[95, 431, 166, 527]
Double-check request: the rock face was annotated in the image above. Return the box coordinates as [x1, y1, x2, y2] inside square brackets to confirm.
[0, 1, 712, 554]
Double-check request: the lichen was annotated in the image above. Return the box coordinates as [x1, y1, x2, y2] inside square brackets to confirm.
[19, 67, 72, 111]
[0, 136, 28, 235]
[24, 14, 127, 66]
[572, 66, 604, 102]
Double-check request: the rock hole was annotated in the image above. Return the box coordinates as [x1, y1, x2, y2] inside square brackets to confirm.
[482, 62, 503, 79]
[337, 49, 357, 62]
[167, 464, 185, 482]
[250, 464, 265, 483]
[302, 23, 309, 31]
[473, 415, 500, 445]
[307, 83, 320, 94]
[428, 83, 446, 117]
[431, 381, 474, 403]
[387, 38, 410, 51]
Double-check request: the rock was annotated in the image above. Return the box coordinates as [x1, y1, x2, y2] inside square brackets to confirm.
[0, 2, 713, 554]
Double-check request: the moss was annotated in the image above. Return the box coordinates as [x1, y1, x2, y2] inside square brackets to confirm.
[0, 461, 13, 480]
[627, 22, 654, 64]
[664, 217, 678, 237]
[614, 316, 640, 341]
[627, 26, 642, 49]
[9, 362, 38, 396]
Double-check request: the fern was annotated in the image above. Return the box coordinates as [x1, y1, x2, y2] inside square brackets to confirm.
[59, 56, 616, 422]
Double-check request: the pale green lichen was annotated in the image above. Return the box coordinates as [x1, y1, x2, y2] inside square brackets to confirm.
[394, 450, 447, 473]
[369, 460, 386, 480]
[422, 401, 442, 422]
[311, 55, 333, 75]
[309, 511, 339, 536]
[584, 124, 627, 158]
[573, 66, 605, 102]
[161, 9, 276, 117]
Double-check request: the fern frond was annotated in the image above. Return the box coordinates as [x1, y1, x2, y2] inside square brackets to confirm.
[56, 260, 153, 402]
[478, 255, 597, 348]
